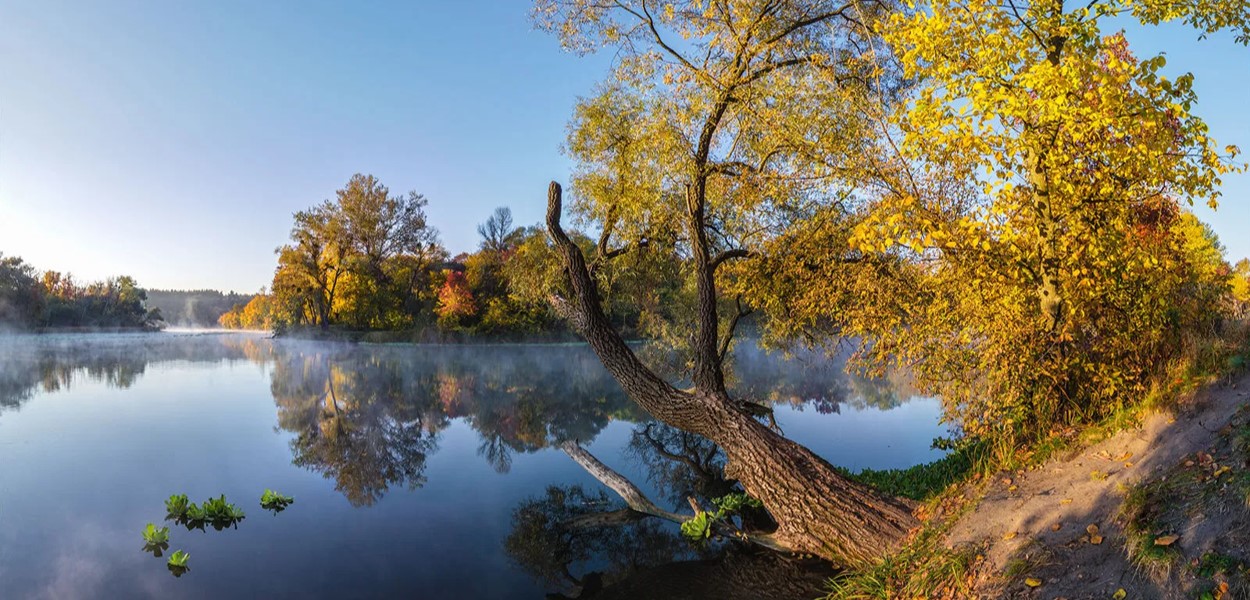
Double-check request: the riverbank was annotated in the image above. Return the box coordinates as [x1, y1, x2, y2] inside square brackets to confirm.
[829, 367, 1250, 599]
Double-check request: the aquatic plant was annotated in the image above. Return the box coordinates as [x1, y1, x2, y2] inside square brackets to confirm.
[167, 550, 190, 567]
[142, 523, 170, 545]
[165, 493, 245, 530]
[166, 550, 190, 577]
[260, 489, 295, 512]
[198, 495, 245, 529]
[680, 492, 764, 544]
[165, 494, 190, 520]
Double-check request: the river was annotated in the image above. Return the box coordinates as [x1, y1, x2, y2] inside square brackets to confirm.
[0, 332, 947, 599]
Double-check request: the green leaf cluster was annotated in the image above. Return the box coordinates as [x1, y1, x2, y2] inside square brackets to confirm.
[141, 523, 170, 545]
[260, 489, 295, 512]
[679, 493, 765, 544]
[167, 494, 245, 530]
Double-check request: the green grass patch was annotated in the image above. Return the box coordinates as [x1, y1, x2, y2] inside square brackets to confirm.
[838, 445, 982, 501]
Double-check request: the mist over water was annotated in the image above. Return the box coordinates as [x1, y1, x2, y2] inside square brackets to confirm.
[0, 332, 946, 598]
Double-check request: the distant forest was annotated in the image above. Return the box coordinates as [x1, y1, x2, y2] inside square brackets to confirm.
[145, 289, 256, 328]
[0, 252, 255, 331]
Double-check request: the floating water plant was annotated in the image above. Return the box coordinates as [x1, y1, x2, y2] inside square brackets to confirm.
[142, 523, 170, 545]
[165, 494, 190, 520]
[165, 493, 245, 530]
[143, 523, 170, 545]
[166, 550, 190, 577]
[260, 489, 295, 512]
[141, 523, 171, 556]
[198, 495, 245, 529]
[167, 550, 190, 567]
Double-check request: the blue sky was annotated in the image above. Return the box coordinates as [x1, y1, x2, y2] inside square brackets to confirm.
[0, 1, 1246, 292]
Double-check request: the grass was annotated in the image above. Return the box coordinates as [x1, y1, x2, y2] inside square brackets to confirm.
[825, 522, 983, 600]
[837, 444, 984, 501]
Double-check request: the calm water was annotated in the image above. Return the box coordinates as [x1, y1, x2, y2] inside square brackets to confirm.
[0, 332, 947, 599]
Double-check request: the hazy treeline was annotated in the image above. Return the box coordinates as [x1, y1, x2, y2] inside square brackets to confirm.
[145, 289, 255, 327]
[0, 253, 159, 330]
[219, 174, 688, 340]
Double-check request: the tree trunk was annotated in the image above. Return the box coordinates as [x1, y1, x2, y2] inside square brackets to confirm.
[544, 182, 917, 566]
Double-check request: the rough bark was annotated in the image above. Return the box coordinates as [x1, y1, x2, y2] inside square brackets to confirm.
[545, 182, 918, 566]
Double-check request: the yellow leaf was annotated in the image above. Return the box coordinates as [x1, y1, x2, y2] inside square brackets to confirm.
[1003, 531, 1017, 540]
[1113, 589, 1127, 600]
[1024, 577, 1042, 587]
[1154, 534, 1179, 546]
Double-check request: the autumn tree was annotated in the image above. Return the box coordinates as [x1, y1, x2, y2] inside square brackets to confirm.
[535, 0, 918, 565]
[753, 0, 1248, 452]
[274, 205, 348, 328]
[1233, 258, 1250, 317]
[270, 174, 444, 330]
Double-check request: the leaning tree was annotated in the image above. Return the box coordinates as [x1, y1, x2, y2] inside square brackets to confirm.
[533, 0, 918, 564]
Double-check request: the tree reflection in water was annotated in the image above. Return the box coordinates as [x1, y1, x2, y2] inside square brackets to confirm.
[0, 334, 917, 596]
[506, 422, 832, 600]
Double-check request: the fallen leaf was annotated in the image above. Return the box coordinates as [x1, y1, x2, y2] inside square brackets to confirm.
[1061, 498, 1073, 505]
[1003, 531, 1018, 540]
[1113, 588, 1127, 600]
[1024, 577, 1042, 588]
[1124, 462, 1134, 468]
[1090, 534, 1103, 545]
[1050, 523, 1062, 531]
[1115, 452, 1133, 461]
[1086, 524, 1100, 535]
[1009, 485, 1019, 492]
[1213, 466, 1231, 478]
[1154, 534, 1179, 546]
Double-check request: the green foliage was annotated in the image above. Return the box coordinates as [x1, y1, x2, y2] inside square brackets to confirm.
[165, 494, 190, 520]
[679, 492, 765, 545]
[167, 547, 188, 572]
[260, 489, 294, 512]
[839, 446, 980, 501]
[166, 494, 245, 530]
[711, 492, 763, 514]
[1195, 552, 1245, 578]
[141, 523, 170, 545]
[679, 511, 715, 542]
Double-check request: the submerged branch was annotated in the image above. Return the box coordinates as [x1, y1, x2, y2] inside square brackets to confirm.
[558, 440, 788, 553]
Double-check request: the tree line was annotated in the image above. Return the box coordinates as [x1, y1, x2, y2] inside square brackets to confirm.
[218, 174, 690, 339]
[0, 253, 159, 330]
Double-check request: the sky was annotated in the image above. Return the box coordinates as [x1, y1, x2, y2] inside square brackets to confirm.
[0, 1, 1247, 293]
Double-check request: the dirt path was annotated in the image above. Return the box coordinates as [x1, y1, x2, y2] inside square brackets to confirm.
[944, 372, 1250, 599]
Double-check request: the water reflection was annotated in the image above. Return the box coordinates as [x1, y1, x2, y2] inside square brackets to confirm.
[0, 333, 934, 599]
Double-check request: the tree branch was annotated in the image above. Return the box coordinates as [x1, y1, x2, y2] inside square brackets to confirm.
[710, 248, 752, 272]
